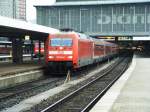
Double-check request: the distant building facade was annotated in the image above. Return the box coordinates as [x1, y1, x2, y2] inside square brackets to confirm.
[0, 0, 14, 18]
[36, 0, 150, 36]
[16, 0, 26, 20]
[0, 0, 26, 41]
[0, 0, 26, 20]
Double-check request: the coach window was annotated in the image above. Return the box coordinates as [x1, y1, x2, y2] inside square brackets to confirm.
[51, 38, 72, 46]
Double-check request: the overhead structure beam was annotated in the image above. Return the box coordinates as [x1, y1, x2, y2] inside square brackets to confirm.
[0, 16, 59, 40]
[0, 16, 59, 64]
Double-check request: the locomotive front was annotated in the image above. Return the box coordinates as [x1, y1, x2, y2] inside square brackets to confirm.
[45, 34, 75, 73]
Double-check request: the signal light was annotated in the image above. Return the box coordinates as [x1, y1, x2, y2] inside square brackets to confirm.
[49, 56, 54, 59]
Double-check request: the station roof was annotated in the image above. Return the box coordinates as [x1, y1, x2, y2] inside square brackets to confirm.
[0, 16, 59, 40]
[34, 0, 150, 6]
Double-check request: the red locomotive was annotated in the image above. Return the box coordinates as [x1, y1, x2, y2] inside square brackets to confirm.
[0, 40, 44, 57]
[34, 42, 44, 57]
[0, 41, 12, 55]
[45, 31, 118, 73]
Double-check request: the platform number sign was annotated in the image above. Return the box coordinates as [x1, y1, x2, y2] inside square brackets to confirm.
[118, 37, 132, 41]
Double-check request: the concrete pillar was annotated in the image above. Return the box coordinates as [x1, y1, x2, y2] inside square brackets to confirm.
[115, 37, 118, 43]
[38, 40, 41, 62]
[44, 40, 46, 59]
[30, 39, 34, 61]
[12, 38, 23, 63]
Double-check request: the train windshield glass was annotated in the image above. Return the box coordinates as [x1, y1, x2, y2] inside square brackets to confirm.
[51, 38, 72, 46]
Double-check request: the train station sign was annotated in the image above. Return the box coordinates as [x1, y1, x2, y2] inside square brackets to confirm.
[97, 14, 150, 25]
[25, 35, 30, 40]
[118, 37, 133, 41]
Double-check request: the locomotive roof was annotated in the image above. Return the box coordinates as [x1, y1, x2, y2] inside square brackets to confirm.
[93, 38, 117, 46]
[53, 32, 116, 46]
[56, 31, 92, 40]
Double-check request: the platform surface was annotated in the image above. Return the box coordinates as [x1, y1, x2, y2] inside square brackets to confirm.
[90, 52, 150, 112]
[0, 60, 44, 77]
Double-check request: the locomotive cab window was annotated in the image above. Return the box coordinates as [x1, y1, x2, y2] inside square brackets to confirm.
[50, 38, 72, 46]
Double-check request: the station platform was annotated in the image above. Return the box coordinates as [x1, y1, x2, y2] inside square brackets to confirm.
[90, 52, 150, 112]
[0, 60, 44, 77]
[0, 60, 45, 89]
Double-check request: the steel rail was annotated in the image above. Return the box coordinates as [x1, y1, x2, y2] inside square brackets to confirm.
[41, 58, 126, 112]
[0, 78, 61, 101]
[81, 58, 130, 112]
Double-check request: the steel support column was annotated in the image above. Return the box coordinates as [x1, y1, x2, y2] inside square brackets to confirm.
[31, 39, 34, 61]
[12, 38, 23, 63]
[38, 40, 41, 62]
[115, 37, 118, 43]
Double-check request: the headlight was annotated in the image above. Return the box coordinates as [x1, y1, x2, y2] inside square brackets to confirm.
[68, 56, 73, 59]
[49, 56, 54, 59]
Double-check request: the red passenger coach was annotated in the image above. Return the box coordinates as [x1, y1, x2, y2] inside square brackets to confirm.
[45, 31, 118, 73]
[34, 42, 44, 57]
[92, 39, 118, 63]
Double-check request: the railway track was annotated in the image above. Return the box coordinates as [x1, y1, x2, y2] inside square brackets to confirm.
[0, 76, 65, 111]
[0, 77, 61, 100]
[41, 57, 131, 112]
[0, 58, 109, 111]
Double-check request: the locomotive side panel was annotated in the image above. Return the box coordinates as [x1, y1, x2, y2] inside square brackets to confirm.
[78, 40, 93, 67]
[72, 34, 79, 69]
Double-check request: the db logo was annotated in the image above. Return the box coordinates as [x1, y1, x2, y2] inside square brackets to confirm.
[58, 51, 64, 54]
[57, 56, 64, 58]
